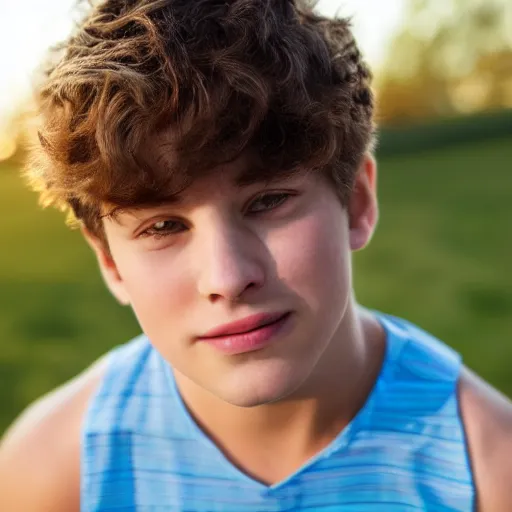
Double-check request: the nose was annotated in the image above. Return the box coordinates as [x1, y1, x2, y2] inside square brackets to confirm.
[196, 221, 265, 303]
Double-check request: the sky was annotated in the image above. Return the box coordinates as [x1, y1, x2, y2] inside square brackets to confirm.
[0, 0, 405, 127]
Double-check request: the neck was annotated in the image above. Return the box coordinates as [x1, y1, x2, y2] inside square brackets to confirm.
[173, 302, 386, 484]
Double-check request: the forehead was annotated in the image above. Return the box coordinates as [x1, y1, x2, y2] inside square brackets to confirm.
[143, 126, 312, 184]
[103, 151, 312, 220]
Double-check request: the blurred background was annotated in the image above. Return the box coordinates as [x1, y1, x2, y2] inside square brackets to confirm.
[0, 0, 511, 434]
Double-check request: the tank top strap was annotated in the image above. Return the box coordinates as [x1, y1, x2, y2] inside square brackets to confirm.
[83, 334, 193, 439]
[351, 313, 471, 479]
[379, 313, 462, 384]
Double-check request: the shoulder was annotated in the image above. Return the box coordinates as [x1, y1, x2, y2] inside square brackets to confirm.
[0, 355, 108, 512]
[458, 366, 512, 511]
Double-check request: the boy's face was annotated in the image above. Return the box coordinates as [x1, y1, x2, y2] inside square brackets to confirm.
[87, 152, 378, 407]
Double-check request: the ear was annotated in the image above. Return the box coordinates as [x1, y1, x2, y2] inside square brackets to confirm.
[348, 153, 379, 252]
[81, 228, 131, 306]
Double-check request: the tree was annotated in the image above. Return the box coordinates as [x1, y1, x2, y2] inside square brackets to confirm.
[376, 0, 512, 124]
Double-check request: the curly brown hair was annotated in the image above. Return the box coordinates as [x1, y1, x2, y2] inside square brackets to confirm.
[25, 0, 375, 240]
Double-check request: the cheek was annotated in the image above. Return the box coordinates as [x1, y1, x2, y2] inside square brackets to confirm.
[270, 208, 351, 312]
[112, 246, 195, 333]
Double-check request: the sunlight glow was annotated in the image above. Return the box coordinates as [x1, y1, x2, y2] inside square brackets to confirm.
[0, 0, 405, 123]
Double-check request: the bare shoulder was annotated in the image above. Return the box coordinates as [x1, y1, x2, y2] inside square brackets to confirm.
[458, 366, 512, 512]
[0, 355, 108, 512]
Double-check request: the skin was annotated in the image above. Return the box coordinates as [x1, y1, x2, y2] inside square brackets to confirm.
[0, 154, 511, 511]
[92, 152, 384, 482]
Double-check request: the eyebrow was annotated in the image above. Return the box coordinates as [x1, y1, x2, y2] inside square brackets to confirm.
[105, 166, 301, 224]
[234, 166, 302, 188]
[103, 198, 182, 225]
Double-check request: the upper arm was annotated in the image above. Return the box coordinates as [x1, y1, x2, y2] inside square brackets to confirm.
[459, 367, 512, 512]
[0, 414, 80, 512]
[0, 358, 107, 512]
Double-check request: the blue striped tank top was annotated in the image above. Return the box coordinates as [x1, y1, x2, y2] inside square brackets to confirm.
[81, 313, 475, 511]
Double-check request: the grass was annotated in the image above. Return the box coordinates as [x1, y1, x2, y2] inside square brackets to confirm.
[1, 136, 511, 433]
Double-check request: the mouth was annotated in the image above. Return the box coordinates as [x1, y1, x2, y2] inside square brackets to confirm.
[197, 311, 293, 355]
[199, 311, 291, 339]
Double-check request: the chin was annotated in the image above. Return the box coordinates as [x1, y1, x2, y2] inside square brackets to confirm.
[222, 389, 289, 408]
[216, 361, 306, 408]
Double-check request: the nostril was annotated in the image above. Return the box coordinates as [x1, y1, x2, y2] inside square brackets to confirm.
[208, 293, 223, 303]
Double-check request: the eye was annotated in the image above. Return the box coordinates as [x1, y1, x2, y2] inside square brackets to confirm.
[140, 219, 187, 239]
[247, 192, 292, 214]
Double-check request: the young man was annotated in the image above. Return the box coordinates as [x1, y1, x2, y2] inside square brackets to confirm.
[1, 0, 511, 510]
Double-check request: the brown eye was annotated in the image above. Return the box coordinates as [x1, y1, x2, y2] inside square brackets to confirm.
[248, 193, 291, 214]
[142, 219, 187, 238]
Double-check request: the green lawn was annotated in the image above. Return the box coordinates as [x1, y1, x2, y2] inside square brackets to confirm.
[1, 136, 511, 433]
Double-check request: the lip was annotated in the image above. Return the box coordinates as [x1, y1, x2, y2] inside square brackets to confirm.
[197, 311, 292, 355]
[199, 311, 290, 338]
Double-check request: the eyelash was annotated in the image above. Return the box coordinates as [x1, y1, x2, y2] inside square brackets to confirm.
[247, 192, 292, 214]
[141, 220, 187, 239]
[139, 192, 294, 240]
